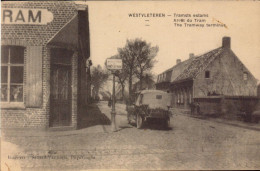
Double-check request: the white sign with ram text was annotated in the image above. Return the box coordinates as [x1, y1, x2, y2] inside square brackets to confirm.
[1, 8, 53, 25]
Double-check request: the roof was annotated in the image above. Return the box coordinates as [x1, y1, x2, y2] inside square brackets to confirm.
[174, 47, 224, 82]
[157, 47, 224, 84]
[140, 89, 168, 94]
[47, 15, 78, 49]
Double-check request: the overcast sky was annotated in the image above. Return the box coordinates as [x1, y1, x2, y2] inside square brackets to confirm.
[83, 1, 260, 80]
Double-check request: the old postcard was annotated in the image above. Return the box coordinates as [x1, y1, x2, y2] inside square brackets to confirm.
[1, 1, 260, 170]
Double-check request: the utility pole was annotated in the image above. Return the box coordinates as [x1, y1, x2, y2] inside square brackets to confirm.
[106, 58, 122, 132]
[111, 72, 117, 132]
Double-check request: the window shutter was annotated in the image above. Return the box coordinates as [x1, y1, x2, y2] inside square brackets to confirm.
[26, 46, 42, 107]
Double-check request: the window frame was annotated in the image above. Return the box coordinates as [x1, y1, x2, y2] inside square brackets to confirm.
[243, 72, 248, 81]
[205, 70, 210, 79]
[1, 45, 25, 109]
[156, 95, 162, 99]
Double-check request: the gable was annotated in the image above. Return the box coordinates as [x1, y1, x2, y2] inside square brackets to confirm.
[193, 48, 257, 96]
[171, 47, 224, 83]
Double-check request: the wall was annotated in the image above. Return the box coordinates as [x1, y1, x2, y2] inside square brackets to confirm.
[194, 48, 257, 98]
[194, 96, 259, 119]
[1, 2, 81, 128]
[168, 80, 193, 108]
[155, 82, 170, 92]
[170, 87, 192, 108]
[1, 45, 50, 128]
[1, 2, 77, 46]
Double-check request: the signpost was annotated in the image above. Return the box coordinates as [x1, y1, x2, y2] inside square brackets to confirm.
[106, 58, 122, 132]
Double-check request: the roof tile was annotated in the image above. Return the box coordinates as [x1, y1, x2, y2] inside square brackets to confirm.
[158, 47, 224, 84]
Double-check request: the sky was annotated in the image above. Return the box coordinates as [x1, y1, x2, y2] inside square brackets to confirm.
[82, 1, 260, 80]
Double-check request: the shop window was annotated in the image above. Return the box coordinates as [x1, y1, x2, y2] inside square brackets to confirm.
[1, 46, 24, 102]
[205, 71, 210, 78]
[243, 72, 248, 81]
[156, 95, 162, 99]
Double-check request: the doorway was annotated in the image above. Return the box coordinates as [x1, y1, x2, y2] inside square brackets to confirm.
[50, 48, 73, 127]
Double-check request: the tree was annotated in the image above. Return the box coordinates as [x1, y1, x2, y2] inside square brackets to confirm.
[143, 73, 155, 89]
[118, 38, 158, 102]
[91, 65, 109, 100]
[133, 73, 155, 92]
[134, 39, 158, 90]
[118, 40, 137, 102]
[115, 69, 128, 102]
[107, 55, 128, 102]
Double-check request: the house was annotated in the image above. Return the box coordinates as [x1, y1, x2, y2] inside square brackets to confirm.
[133, 76, 156, 93]
[156, 37, 257, 108]
[1, 1, 91, 129]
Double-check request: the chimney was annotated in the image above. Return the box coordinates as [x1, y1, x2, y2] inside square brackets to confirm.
[176, 59, 181, 64]
[189, 53, 194, 59]
[222, 36, 231, 48]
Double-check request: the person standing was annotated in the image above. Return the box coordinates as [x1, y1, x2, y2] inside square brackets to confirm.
[196, 102, 200, 115]
[108, 97, 112, 107]
[190, 102, 195, 115]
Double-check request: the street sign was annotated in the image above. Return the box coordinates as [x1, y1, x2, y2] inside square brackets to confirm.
[106, 59, 122, 70]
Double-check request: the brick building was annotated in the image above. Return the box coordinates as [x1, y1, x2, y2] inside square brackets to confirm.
[156, 37, 257, 108]
[1, 2, 91, 128]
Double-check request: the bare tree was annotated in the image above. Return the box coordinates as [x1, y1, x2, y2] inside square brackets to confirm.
[115, 69, 128, 102]
[118, 39, 137, 102]
[91, 65, 109, 100]
[134, 39, 158, 90]
[143, 73, 155, 89]
[118, 38, 158, 101]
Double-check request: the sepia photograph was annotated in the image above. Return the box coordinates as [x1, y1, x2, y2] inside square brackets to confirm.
[1, 1, 260, 170]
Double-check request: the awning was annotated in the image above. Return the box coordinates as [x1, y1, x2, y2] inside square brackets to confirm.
[47, 9, 90, 60]
[47, 15, 78, 49]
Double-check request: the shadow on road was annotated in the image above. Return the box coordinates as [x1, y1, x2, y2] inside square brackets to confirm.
[78, 103, 111, 129]
[144, 120, 173, 131]
[129, 119, 173, 131]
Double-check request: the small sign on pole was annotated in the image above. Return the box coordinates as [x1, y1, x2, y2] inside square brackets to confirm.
[106, 59, 122, 70]
[105, 58, 122, 132]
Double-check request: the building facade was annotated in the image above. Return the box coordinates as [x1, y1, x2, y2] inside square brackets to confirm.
[1, 1, 91, 129]
[156, 37, 257, 108]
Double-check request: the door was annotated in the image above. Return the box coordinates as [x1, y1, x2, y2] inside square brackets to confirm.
[50, 65, 72, 127]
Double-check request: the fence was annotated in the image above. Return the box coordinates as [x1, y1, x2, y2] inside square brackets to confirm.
[193, 96, 259, 120]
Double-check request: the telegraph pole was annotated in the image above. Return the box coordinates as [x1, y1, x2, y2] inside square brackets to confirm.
[111, 72, 117, 132]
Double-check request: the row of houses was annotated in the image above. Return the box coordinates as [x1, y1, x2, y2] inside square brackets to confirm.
[156, 37, 258, 108]
[1, 1, 92, 129]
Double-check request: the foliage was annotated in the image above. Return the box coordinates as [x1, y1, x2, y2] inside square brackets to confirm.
[134, 39, 158, 90]
[118, 38, 158, 101]
[91, 65, 109, 100]
[133, 73, 155, 92]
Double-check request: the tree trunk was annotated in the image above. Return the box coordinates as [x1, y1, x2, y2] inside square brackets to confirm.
[121, 84, 125, 102]
[94, 87, 100, 100]
[129, 70, 133, 103]
[140, 71, 143, 91]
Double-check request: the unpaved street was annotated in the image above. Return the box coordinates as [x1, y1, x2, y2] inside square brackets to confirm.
[2, 101, 260, 170]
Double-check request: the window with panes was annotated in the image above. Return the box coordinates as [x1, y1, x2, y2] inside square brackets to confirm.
[243, 72, 248, 81]
[1, 46, 24, 102]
